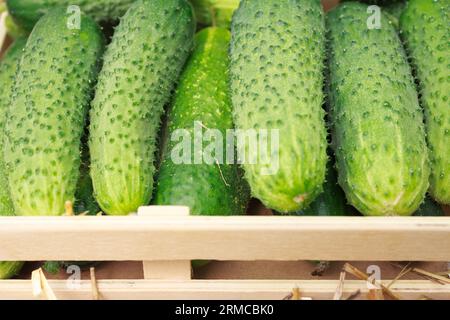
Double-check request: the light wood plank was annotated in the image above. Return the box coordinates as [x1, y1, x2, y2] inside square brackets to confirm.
[0, 280, 448, 300]
[0, 12, 7, 53]
[0, 213, 449, 261]
[142, 261, 192, 280]
[139, 207, 192, 280]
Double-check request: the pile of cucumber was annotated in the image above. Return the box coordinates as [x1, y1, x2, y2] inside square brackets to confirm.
[0, 0, 448, 278]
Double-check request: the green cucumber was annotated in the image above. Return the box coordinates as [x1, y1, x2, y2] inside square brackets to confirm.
[154, 27, 249, 216]
[4, 7, 105, 216]
[190, 0, 240, 28]
[414, 196, 445, 217]
[6, 0, 136, 31]
[229, 0, 328, 213]
[0, 261, 24, 279]
[0, 38, 27, 280]
[0, 38, 26, 216]
[327, 2, 429, 216]
[89, 0, 195, 215]
[400, 0, 450, 205]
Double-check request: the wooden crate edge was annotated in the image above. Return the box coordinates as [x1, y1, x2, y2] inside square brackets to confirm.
[0, 279, 448, 300]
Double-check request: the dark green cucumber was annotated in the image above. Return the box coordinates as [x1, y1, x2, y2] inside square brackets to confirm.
[414, 196, 445, 217]
[327, 3, 429, 216]
[400, 0, 450, 204]
[6, 0, 136, 31]
[4, 8, 105, 216]
[0, 38, 27, 280]
[230, 0, 328, 213]
[154, 27, 250, 215]
[89, 0, 195, 215]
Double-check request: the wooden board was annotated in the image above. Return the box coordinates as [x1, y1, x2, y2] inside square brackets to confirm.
[0, 212, 449, 262]
[0, 279, 448, 300]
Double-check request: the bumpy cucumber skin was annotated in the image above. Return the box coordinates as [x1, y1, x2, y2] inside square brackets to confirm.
[154, 28, 249, 215]
[4, 8, 105, 216]
[400, 0, 450, 204]
[230, 0, 328, 213]
[0, 38, 27, 280]
[6, 0, 135, 31]
[89, 0, 195, 215]
[327, 3, 429, 216]
[0, 38, 26, 216]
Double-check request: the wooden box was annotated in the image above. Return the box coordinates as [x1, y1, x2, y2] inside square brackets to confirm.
[0, 1, 449, 300]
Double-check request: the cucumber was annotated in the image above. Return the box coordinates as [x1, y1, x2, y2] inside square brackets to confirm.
[4, 8, 105, 216]
[0, 261, 24, 279]
[190, 0, 240, 28]
[229, 0, 328, 213]
[414, 196, 445, 217]
[0, 38, 27, 280]
[89, 0, 195, 215]
[400, 0, 450, 205]
[154, 27, 249, 216]
[6, 0, 136, 31]
[327, 2, 429, 216]
[0, 38, 26, 216]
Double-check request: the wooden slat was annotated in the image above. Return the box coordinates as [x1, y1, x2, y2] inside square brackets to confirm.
[0, 280, 448, 300]
[0, 212, 449, 261]
[139, 207, 192, 280]
[0, 12, 7, 54]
